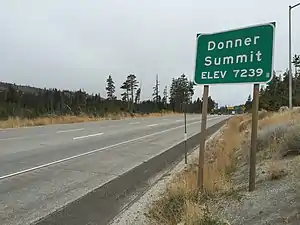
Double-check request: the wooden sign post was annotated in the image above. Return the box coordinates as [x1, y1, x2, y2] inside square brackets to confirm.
[197, 85, 209, 190]
[249, 83, 259, 191]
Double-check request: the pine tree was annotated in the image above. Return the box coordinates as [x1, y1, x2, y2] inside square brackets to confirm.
[259, 71, 289, 110]
[293, 54, 300, 76]
[162, 85, 168, 108]
[106, 75, 116, 100]
[169, 78, 177, 112]
[152, 74, 160, 111]
[126, 74, 139, 112]
[152, 74, 160, 103]
[120, 80, 130, 103]
[245, 94, 252, 112]
[207, 96, 215, 113]
[135, 88, 141, 104]
[169, 74, 195, 112]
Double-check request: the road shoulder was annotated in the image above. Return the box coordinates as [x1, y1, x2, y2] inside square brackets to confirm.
[110, 124, 225, 225]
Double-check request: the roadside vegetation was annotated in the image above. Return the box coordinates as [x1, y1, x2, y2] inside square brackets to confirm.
[148, 109, 300, 225]
[0, 74, 216, 128]
[148, 115, 248, 225]
[0, 111, 181, 128]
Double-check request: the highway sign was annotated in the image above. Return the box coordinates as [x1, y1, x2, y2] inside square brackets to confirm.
[194, 22, 275, 85]
[234, 106, 241, 110]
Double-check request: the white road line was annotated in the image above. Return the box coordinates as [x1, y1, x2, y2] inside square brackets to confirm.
[0, 119, 217, 181]
[56, 128, 84, 134]
[129, 122, 141, 125]
[148, 124, 158, 127]
[73, 132, 104, 140]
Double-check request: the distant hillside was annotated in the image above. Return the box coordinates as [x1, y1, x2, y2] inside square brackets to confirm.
[0, 81, 41, 94]
[0, 81, 90, 97]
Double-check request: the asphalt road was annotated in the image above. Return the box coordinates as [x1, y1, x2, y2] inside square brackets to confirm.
[0, 114, 228, 225]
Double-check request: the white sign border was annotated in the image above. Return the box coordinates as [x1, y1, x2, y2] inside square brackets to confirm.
[193, 22, 276, 86]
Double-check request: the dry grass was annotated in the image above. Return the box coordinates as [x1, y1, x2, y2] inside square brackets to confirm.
[149, 110, 300, 225]
[203, 116, 249, 195]
[255, 109, 300, 161]
[247, 110, 300, 181]
[133, 112, 182, 118]
[258, 109, 300, 129]
[182, 201, 204, 225]
[148, 169, 199, 224]
[291, 155, 300, 179]
[0, 111, 181, 129]
[182, 203, 229, 225]
[148, 115, 249, 225]
[266, 160, 287, 180]
[0, 115, 102, 128]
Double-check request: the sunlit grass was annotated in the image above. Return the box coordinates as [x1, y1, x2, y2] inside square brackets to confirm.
[0, 111, 182, 128]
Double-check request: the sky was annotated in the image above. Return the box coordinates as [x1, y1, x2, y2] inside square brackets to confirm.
[0, 0, 300, 106]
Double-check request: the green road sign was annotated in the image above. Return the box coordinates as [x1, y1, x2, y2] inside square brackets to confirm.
[194, 23, 275, 85]
[234, 106, 242, 111]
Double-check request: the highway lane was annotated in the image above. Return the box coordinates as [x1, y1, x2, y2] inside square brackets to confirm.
[0, 114, 187, 140]
[0, 114, 201, 175]
[0, 114, 228, 225]
[0, 115, 187, 156]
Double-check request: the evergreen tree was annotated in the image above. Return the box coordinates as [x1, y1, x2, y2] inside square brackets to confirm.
[120, 80, 129, 102]
[120, 80, 130, 111]
[259, 71, 289, 111]
[135, 88, 141, 104]
[106, 75, 116, 100]
[126, 74, 139, 112]
[152, 74, 160, 103]
[169, 74, 194, 112]
[245, 94, 252, 112]
[169, 78, 176, 112]
[207, 96, 215, 113]
[152, 74, 160, 111]
[293, 54, 300, 76]
[162, 85, 168, 108]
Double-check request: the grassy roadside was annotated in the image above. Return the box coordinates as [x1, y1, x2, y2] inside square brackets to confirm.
[0, 111, 182, 129]
[147, 115, 249, 225]
[147, 109, 300, 225]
